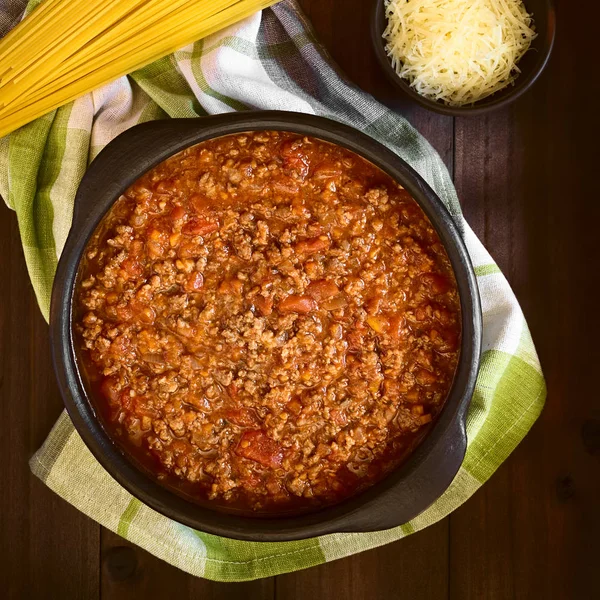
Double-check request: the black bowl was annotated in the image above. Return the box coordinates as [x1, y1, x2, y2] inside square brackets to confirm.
[50, 111, 482, 541]
[371, 0, 556, 116]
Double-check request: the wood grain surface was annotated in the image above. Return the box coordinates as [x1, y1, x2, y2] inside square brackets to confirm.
[1, 0, 598, 598]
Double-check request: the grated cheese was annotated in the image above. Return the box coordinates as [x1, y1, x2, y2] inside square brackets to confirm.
[383, 0, 537, 106]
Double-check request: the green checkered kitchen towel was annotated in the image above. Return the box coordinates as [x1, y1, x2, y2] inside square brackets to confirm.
[0, 0, 546, 582]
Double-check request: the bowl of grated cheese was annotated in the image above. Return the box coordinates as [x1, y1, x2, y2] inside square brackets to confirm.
[371, 0, 556, 115]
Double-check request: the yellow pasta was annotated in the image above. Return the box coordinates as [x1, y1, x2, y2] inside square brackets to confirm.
[0, 0, 277, 137]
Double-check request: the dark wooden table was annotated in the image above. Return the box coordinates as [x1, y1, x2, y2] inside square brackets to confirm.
[1, 0, 598, 598]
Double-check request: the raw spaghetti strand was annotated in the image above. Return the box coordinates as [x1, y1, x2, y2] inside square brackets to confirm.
[0, 0, 277, 137]
[0, 0, 148, 104]
[0, 0, 247, 116]
[2, 0, 212, 108]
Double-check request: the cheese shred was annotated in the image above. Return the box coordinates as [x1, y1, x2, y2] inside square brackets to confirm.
[383, 0, 537, 106]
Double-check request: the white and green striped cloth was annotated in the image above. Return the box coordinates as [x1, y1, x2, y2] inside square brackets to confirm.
[0, 0, 546, 581]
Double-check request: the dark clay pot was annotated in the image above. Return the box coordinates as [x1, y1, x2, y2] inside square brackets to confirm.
[50, 111, 482, 541]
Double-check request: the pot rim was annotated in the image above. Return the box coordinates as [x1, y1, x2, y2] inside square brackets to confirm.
[50, 111, 482, 541]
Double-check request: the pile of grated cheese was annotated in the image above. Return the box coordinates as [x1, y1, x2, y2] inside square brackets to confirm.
[383, 0, 537, 106]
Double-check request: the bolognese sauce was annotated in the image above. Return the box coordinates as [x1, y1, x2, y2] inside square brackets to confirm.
[75, 131, 461, 513]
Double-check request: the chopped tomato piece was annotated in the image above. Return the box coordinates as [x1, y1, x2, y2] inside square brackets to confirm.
[294, 236, 330, 255]
[120, 257, 143, 278]
[219, 278, 244, 295]
[321, 294, 348, 311]
[224, 407, 258, 428]
[184, 271, 204, 293]
[182, 219, 219, 236]
[306, 279, 339, 301]
[170, 205, 186, 221]
[100, 379, 136, 413]
[281, 141, 309, 178]
[190, 193, 210, 212]
[280, 140, 301, 157]
[388, 315, 405, 340]
[236, 430, 283, 468]
[278, 295, 317, 314]
[254, 295, 273, 316]
[283, 154, 309, 178]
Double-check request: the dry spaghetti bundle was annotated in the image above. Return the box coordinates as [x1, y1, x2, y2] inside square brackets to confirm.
[0, 0, 276, 137]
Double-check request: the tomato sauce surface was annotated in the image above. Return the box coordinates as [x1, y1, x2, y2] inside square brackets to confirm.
[76, 131, 461, 513]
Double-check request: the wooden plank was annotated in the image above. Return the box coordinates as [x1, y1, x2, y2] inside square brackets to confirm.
[276, 521, 449, 600]
[0, 204, 100, 600]
[100, 529, 274, 599]
[449, 0, 600, 597]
